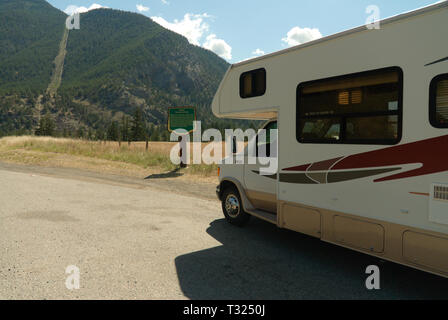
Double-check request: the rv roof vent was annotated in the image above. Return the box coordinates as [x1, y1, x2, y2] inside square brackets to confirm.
[434, 185, 448, 202]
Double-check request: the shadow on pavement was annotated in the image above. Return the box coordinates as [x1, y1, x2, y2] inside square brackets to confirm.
[175, 218, 448, 300]
[145, 167, 183, 179]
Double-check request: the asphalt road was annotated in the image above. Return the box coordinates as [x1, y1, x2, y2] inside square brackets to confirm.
[0, 162, 447, 300]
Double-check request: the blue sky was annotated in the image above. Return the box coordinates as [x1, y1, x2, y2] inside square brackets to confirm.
[47, 0, 442, 63]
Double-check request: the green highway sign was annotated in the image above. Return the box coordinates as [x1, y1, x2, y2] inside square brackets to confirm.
[168, 107, 196, 133]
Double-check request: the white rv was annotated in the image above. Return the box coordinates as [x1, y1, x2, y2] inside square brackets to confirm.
[212, 2, 448, 277]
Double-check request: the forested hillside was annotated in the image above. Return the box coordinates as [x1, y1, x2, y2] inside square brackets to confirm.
[0, 0, 66, 93]
[0, 0, 256, 140]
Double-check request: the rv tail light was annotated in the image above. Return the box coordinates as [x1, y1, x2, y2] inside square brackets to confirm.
[217, 167, 220, 177]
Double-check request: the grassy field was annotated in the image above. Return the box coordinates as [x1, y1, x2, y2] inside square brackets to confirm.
[0, 136, 219, 179]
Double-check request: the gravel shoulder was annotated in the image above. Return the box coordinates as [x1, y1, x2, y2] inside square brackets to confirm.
[0, 161, 218, 201]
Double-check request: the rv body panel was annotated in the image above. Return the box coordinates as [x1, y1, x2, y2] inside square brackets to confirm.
[215, 3, 448, 277]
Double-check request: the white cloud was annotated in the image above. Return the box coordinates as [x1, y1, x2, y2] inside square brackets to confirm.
[151, 13, 210, 46]
[151, 13, 232, 61]
[238, 48, 266, 62]
[203, 34, 232, 60]
[136, 4, 150, 12]
[64, 3, 107, 15]
[252, 48, 265, 56]
[282, 26, 322, 47]
[161, 0, 169, 4]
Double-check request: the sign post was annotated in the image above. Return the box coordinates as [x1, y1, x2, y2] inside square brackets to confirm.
[168, 107, 196, 168]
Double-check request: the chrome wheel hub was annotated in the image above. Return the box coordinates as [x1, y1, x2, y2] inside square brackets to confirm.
[225, 194, 240, 217]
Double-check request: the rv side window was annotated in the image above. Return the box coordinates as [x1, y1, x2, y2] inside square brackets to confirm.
[240, 68, 266, 98]
[296, 67, 403, 145]
[429, 74, 448, 128]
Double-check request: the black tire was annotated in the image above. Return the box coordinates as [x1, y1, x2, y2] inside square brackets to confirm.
[221, 186, 251, 226]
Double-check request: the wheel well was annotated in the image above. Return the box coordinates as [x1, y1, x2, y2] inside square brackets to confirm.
[219, 180, 239, 200]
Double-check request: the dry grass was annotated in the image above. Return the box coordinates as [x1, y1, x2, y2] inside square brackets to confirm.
[0, 136, 220, 179]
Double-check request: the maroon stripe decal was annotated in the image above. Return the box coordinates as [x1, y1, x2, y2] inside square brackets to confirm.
[308, 157, 344, 171]
[283, 135, 448, 182]
[284, 163, 311, 172]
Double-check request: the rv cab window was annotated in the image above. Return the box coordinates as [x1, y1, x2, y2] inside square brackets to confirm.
[429, 74, 448, 128]
[240, 68, 266, 98]
[296, 67, 403, 145]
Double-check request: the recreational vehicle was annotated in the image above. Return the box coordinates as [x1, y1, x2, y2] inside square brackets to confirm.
[212, 2, 448, 277]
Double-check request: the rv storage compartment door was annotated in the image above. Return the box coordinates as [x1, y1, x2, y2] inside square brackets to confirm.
[280, 203, 321, 238]
[403, 231, 448, 274]
[333, 216, 385, 253]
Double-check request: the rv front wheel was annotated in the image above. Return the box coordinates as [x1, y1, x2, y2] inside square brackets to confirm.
[221, 187, 250, 226]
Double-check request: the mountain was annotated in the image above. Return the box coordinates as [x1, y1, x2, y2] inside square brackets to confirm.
[0, 0, 66, 93]
[0, 0, 249, 139]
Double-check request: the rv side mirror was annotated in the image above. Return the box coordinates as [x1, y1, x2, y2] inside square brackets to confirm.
[232, 136, 237, 154]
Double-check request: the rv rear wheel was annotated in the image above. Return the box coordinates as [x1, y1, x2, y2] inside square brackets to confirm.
[221, 187, 250, 226]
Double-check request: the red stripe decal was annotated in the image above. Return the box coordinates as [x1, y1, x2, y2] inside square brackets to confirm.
[409, 192, 430, 196]
[283, 135, 448, 182]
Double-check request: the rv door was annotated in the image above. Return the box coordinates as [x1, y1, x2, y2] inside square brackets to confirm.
[243, 121, 278, 213]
